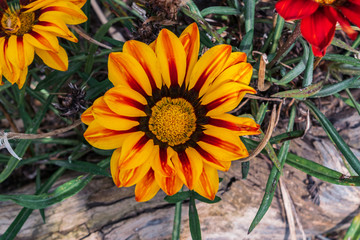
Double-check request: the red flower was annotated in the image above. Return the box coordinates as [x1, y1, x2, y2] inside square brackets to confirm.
[276, 0, 360, 56]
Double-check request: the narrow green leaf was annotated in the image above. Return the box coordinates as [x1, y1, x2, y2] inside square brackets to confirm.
[305, 101, 360, 176]
[164, 191, 191, 203]
[331, 37, 360, 54]
[200, 6, 240, 17]
[312, 76, 359, 98]
[303, 48, 314, 87]
[270, 16, 284, 54]
[242, 161, 250, 179]
[323, 54, 360, 66]
[189, 193, 202, 240]
[172, 199, 182, 240]
[270, 130, 304, 144]
[49, 160, 111, 177]
[193, 192, 221, 204]
[239, 30, 254, 56]
[344, 214, 360, 240]
[271, 80, 323, 99]
[243, 0, 255, 53]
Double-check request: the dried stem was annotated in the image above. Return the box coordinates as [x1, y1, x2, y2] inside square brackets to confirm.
[267, 23, 301, 69]
[4, 120, 82, 140]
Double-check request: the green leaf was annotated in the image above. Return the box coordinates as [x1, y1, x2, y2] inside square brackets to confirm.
[0, 175, 92, 209]
[239, 30, 254, 56]
[242, 161, 250, 179]
[270, 16, 284, 54]
[312, 76, 360, 98]
[323, 54, 360, 66]
[164, 191, 191, 203]
[243, 0, 255, 53]
[271, 80, 323, 99]
[49, 160, 111, 177]
[200, 6, 240, 17]
[344, 214, 360, 240]
[305, 101, 360, 176]
[193, 192, 221, 204]
[302, 48, 314, 87]
[189, 194, 202, 240]
[331, 37, 360, 54]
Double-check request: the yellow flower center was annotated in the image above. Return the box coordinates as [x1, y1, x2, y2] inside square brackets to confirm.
[313, 0, 336, 4]
[1, 10, 35, 35]
[149, 97, 197, 146]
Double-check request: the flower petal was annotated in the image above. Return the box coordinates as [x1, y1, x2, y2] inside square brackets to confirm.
[6, 36, 34, 70]
[84, 120, 136, 150]
[108, 52, 152, 96]
[194, 163, 219, 200]
[172, 148, 203, 190]
[92, 96, 140, 131]
[25, 29, 59, 52]
[119, 132, 155, 170]
[135, 169, 161, 202]
[104, 86, 147, 117]
[16, 68, 28, 89]
[188, 44, 232, 96]
[81, 106, 95, 125]
[300, 7, 336, 57]
[152, 146, 176, 177]
[338, 2, 360, 35]
[156, 29, 187, 87]
[198, 126, 249, 161]
[179, 23, 200, 82]
[202, 80, 256, 116]
[35, 46, 68, 71]
[193, 144, 231, 171]
[34, 15, 78, 42]
[111, 148, 153, 187]
[213, 62, 253, 86]
[155, 172, 183, 196]
[208, 114, 260, 136]
[39, 1, 88, 25]
[222, 52, 248, 71]
[275, 0, 319, 21]
[123, 40, 162, 91]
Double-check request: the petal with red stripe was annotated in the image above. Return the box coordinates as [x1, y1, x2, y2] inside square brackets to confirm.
[35, 46, 68, 71]
[194, 164, 219, 200]
[104, 86, 147, 117]
[152, 146, 176, 177]
[188, 44, 232, 96]
[81, 106, 95, 125]
[135, 169, 161, 202]
[212, 62, 253, 86]
[123, 40, 162, 91]
[39, 1, 88, 25]
[222, 52, 247, 71]
[156, 29, 187, 87]
[193, 144, 231, 171]
[275, 0, 319, 21]
[108, 52, 152, 96]
[198, 127, 249, 161]
[155, 172, 183, 196]
[119, 132, 155, 170]
[84, 120, 136, 150]
[208, 114, 260, 136]
[92, 96, 140, 131]
[25, 29, 59, 52]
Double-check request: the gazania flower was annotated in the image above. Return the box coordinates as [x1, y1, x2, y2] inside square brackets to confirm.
[0, 0, 87, 88]
[276, 0, 360, 56]
[82, 23, 260, 202]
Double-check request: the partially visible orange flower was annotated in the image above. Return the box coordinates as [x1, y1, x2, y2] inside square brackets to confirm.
[0, 0, 88, 88]
[82, 23, 260, 202]
[276, 0, 360, 56]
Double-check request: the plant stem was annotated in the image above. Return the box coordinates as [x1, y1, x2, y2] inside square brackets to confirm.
[172, 200, 182, 240]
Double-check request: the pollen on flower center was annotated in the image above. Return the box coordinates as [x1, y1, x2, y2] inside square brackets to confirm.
[149, 97, 197, 146]
[1, 10, 35, 35]
[313, 0, 337, 4]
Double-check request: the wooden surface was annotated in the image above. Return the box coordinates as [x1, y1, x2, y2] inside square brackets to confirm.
[1, 110, 360, 239]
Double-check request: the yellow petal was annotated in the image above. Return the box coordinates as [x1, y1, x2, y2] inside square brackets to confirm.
[194, 163, 219, 200]
[39, 1, 88, 25]
[81, 106, 95, 125]
[119, 132, 155, 170]
[84, 120, 135, 150]
[16, 67, 28, 89]
[123, 40, 162, 90]
[110, 148, 122, 187]
[155, 172, 183, 196]
[34, 16, 78, 42]
[208, 114, 260, 136]
[198, 126, 249, 161]
[188, 44, 231, 96]
[24, 30, 59, 52]
[35, 46, 68, 71]
[179, 23, 200, 83]
[92, 96, 140, 131]
[104, 86, 147, 117]
[155, 29, 186, 87]
[201, 80, 256, 116]
[108, 52, 152, 96]
[192, 145, 231, 171]
[172, 148, 203, 190]
[135, 169, 161, 202]
[152, 146, 176, 177]
[212, 62, 253, 87]
[6, 36, 34, 70]
[223, 52, 247, 70]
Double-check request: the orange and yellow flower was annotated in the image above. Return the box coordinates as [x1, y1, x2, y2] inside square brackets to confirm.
[82, 23, 260, 202]
[276, 0, 360, 56]
[0, 0, 88, 88]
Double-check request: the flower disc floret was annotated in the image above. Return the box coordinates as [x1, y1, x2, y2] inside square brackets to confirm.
[313, 0, 336, 5]
[1, 10, 35, 35]
[149, 97, 196, 146]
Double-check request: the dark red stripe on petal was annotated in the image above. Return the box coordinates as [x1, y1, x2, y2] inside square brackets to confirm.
[110, 92, 146, 111]
[30, 31, 53, 50]
[177, 151, 193, 188]
[159, 148, 174, 176]
[208, 118, 259, 132]
[195, 145, 225, 169]
[162, 30, 178, 87]
[134, 135, 149, 151]
[37, 21, 57, 28]
[201, 134, 240, 153]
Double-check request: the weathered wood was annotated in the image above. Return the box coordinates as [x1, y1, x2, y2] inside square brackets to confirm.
[1, 111, 360, 239]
